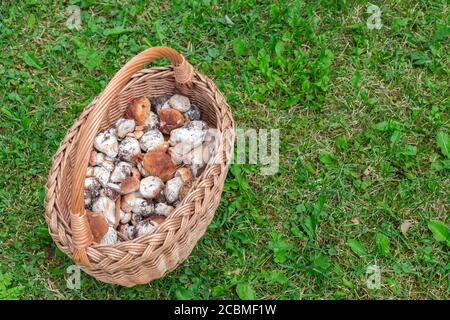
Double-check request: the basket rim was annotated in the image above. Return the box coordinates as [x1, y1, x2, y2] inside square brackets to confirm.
[45, 65, 235, 254]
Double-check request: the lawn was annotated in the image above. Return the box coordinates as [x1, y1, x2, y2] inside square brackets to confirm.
[0, 0, 449, 299]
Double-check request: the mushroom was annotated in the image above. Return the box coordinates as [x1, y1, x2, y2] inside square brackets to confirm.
[108, 127, 118, 137]
[131, 212, 143, 226]
[93, 166, 110, 186]
[132, 198, 154, 217]
[110, 161, 132, 183]
[158, 108, 186, 134]
[143, 111, 160, 130]
[139, 176, 164, 199]
[94, 131, 118, 158]
[137, 161, 150, 178]
[100, 226, 118, 245]
[84, 196, 92, 209]
[151, 96, 170, 114]
[179, 182, 192, 201]
[125, 97, 150, 125]
[117, 224, 135, 240]
[92, 196, 116, 226]
[172, 141, 213, 177]
[100, 158, 115, 172]
[169, 120, 208, 152]
[154, 203, 175, 216]
[133, 130, 144, 139]
[131, 167, 141, 180]
[143, 151, 176, 181]
[116, 118, 136, 138]
[86, 166, 94, 177]
[121, 193, 137, 213]
[84, 177, 101, 196]
[139, 129, 164, 152]
[118, 137, 141, 161]
[183, 104, 201, 121]
[165, 176, 183, 204]
[87, 211, 109, 243]
[149, 214, 167, 224]
[175, 167, 194, 183]
[102, 182, 122, 201]
[169, 94, 191, 112]
[120, 210, 132, 224]
[154, 189, 166, 203]
[89, 150, 105, 166]
[134, 220, 158, 238]
[120, 176, 140, 194]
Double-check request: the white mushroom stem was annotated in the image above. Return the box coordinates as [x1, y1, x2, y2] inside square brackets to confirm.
[169, 120, 208, 152]
[100, 226, 118, 245]
[165, 176, 183, 204]
[93, 166, 111, 186]
[110, 161, 132, 183]
[116, 118, 136, 138]
[94, 132, 118, 158]
[154, 203, 175, 216]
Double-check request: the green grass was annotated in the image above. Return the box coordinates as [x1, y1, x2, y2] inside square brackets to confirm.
[0, 0, 449, 299]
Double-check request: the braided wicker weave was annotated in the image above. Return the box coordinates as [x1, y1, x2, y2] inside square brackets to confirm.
[44, 46, 235, 287]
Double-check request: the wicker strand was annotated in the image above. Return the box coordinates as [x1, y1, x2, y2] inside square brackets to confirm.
[173, 57, 194, 85]
[70, 212, 93, 267]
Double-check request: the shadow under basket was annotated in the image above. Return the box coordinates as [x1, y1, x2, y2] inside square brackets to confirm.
[44, 46, 235, 287]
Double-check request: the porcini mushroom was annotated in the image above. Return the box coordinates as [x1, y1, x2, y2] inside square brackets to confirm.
[94, 131, 118, 158]
[92, 196, 116, 226]
[118, 137, 141, 161]
[132, 198, 154, 217]
[169, 120, 208, 152]
[93, 166, 111, 186]
[158, 108, 186, 134]
[120, 176, 140, 194]
[110, 161, 132, 183]
[116, 118, 136, 138]
[89, 150, 105, 166]
[165, 176, 183, 204]
[143, 151, 176, 181]
[102, 182, 122, 201]
[169, 94, 191, 112]
[183, 104, 201, 121]
[143, 111, 160, 130]
[100, 226, 118, 245]
[125, 97, 150, 125]
[175, 167, 194, 183]
[139, 129, 164, 152]
[134, 220, 158, 238]
[139, 176, 164, 199]
[87, 211, 109, 243]
[154, 203, 175, 216]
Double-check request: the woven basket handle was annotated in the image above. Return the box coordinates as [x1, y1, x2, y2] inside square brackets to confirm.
[70, 46, 194, 266]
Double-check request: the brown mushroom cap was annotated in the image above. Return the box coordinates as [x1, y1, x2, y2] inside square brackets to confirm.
[131, 167, 141, 180]
[143, 151, 177, 182]
[148, 214, 166, 225]
[87, 211, 109, 243]
[126, 97, 150, 125]
[158, 108, 185, 134]
[120, 176, 140, 194]
[176, 166, 194, 183]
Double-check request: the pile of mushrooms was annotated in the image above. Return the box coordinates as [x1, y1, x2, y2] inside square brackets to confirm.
[84, 94, 214, 245]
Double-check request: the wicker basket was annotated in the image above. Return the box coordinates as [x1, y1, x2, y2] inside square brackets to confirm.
[44, 46, 235, 287]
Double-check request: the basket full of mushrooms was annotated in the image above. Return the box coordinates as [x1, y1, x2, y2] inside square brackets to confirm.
[44, 46, 235, 287]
